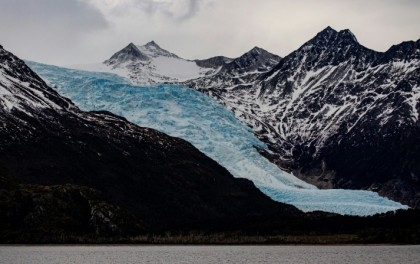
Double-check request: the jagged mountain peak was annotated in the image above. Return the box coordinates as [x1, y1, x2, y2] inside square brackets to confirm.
[319, 26, 337, 35]
[259, 26, 376, 76]
[303, 26, 359, 49]
[223, 46, 281, 73]
[137, 41, 179, 59]
[103, 40, 182, 67]
[249, 46, 264, 54]
[245, 46, 276, 56]
[311, 26, 337, 43]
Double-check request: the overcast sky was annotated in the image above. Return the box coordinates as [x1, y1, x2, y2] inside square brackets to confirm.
[1, 0, 419, 65]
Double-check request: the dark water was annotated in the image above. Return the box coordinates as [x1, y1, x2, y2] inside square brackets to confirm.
[1, 245, 419, 263]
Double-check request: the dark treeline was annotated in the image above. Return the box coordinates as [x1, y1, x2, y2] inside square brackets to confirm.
[2, 172, 419, 244]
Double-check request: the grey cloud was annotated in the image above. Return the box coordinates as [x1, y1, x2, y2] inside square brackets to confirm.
[0, 0, 108, 64]
[1, 0, 419, 65]
[108, 0, 205, 21]
[177, 0, 203, 20]
[157, 0, 203, 21]
[0, 0, 108, 32]
[152, 0, 204, 20]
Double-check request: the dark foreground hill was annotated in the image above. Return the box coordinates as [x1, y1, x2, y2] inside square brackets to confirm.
[0, 44, 303, 240]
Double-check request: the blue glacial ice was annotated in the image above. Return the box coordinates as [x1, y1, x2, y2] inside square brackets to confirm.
[27, 61, 409, 216]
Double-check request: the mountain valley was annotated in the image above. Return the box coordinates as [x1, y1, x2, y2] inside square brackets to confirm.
[1, 25, 420, 243]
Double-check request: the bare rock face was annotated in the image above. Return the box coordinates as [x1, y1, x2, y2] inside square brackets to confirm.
[104, 43, 150, 66]
[195, 56, 233, 69]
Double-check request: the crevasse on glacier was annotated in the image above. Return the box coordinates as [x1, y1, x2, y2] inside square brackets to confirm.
[27, 61, 408, 216]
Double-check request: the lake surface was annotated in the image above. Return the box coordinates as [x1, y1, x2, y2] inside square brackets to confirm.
[1, 245, 419, 263]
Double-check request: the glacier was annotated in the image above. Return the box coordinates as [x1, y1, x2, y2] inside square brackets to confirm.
[27, 61, 409, 216]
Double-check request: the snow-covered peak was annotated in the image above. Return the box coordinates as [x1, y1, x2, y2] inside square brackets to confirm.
[103, 40, 182, 69]
[137, 41, 180, 59]
[70, 41, 217, 84]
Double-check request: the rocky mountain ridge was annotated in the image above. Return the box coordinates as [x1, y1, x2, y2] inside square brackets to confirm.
[186, 27, 420, 207]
